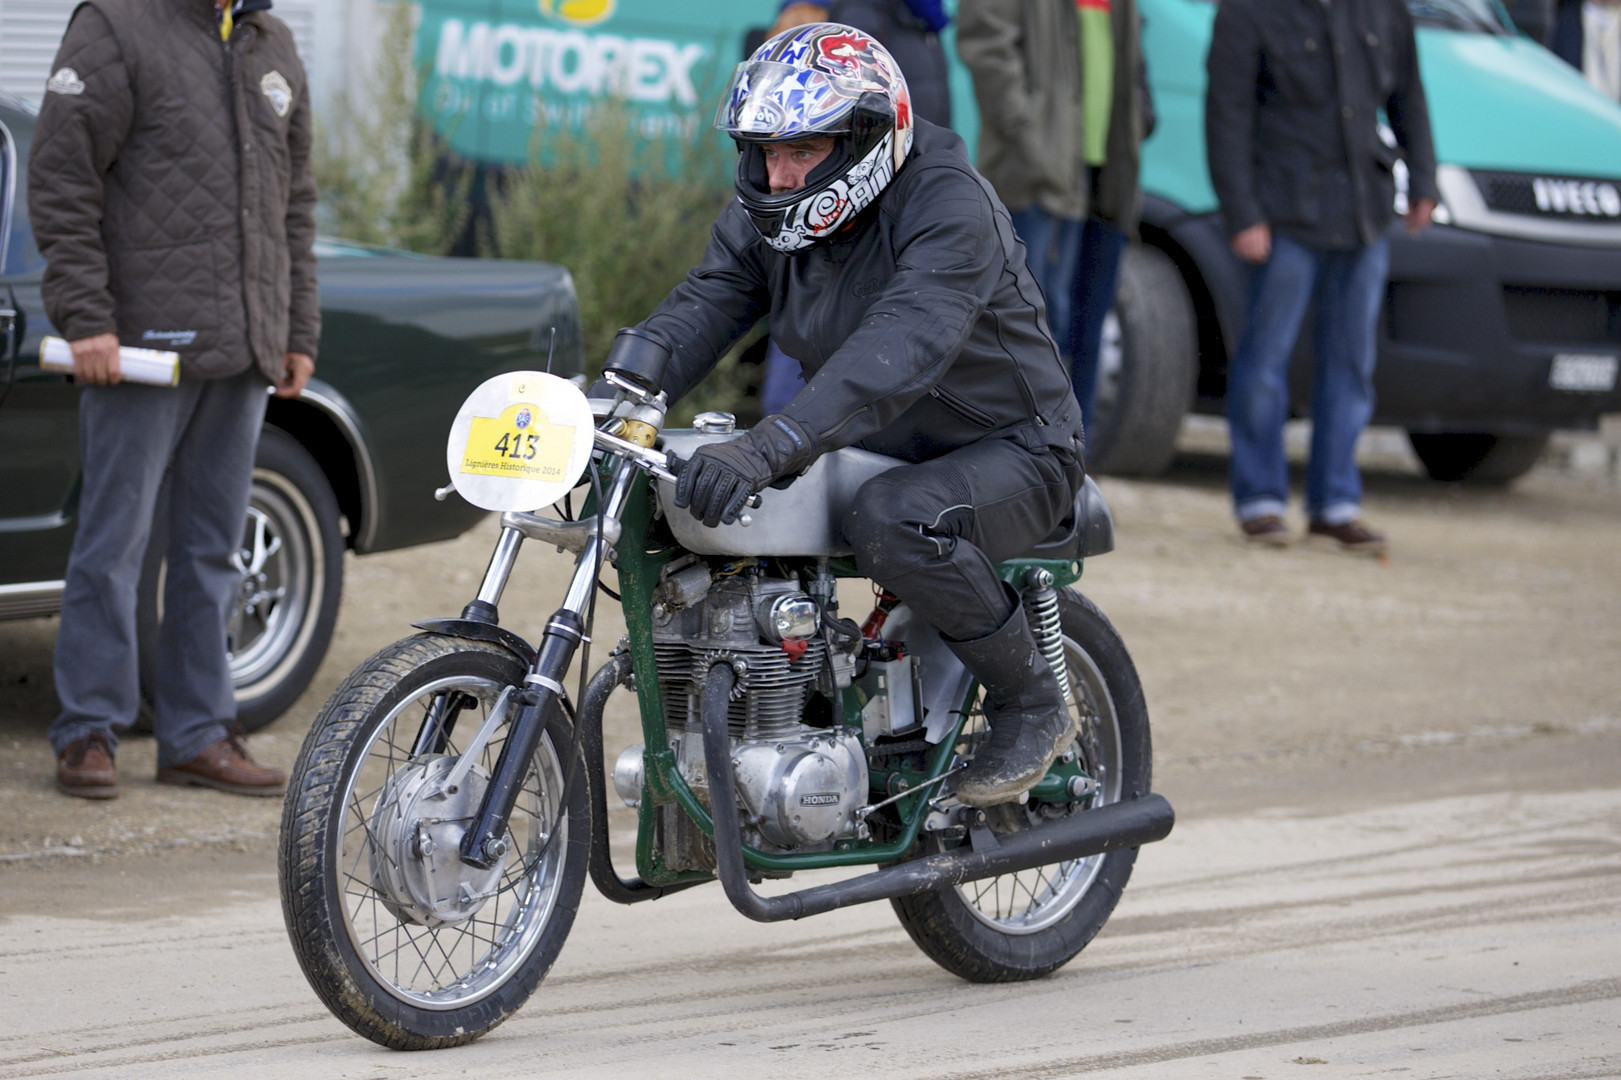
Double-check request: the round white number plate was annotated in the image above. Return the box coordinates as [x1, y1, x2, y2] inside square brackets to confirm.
[444, 371, 595, 512]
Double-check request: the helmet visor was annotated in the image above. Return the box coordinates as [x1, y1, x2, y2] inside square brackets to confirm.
[713, 60, 855, 140]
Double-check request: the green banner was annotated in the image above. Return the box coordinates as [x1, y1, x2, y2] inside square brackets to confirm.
[416, 0, 757, 164]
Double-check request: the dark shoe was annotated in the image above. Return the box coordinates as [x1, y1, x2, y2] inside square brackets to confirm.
[945, 598, 1077, 808]
[157, 733, 286, 796]
[57, 733, 118, 799]
[1240, 514, 1290, 547]
[1308, 518, 1388, 554]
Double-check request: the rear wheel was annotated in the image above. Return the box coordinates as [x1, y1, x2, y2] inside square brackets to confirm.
[890, 589, 1151, 982]
[1408, 432, 1549, 485]
[278, 633, 587, 1049]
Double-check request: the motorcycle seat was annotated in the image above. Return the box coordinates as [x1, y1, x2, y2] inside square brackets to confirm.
[1021, 475, 1115, 561]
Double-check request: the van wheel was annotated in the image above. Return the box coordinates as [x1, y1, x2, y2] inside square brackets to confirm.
[137, 426, 345, 732]
[1407, 432, 1549, 485]
[1086, 245, 1198, 477]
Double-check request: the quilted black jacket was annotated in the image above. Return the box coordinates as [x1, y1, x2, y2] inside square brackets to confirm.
[29, 0, 318, 379]
[1205, 0, 1439, 250]
[637, 119, 1085, 465]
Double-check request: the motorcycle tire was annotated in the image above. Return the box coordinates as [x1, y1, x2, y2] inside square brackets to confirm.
[278, 633, 588, 1049]
[890, 588, 1152, 982]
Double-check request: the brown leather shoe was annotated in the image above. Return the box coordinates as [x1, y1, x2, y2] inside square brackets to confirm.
[1240, 514, 1290, 547]
[57, 733, 118, 799]
[1307, 518, 1389, 554]
[157, 733, 286, 796]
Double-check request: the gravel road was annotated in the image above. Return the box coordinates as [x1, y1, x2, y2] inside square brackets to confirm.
[1, 422, 1617, 1078]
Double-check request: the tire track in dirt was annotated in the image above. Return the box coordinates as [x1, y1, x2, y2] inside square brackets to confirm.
[3, 789, 1615, 1078]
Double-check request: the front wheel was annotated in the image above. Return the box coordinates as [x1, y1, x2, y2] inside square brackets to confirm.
[890, 589, 1152, 982]
[278, 633, 588, 1049]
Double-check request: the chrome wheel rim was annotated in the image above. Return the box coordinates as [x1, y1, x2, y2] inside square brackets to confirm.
[228, 468, 321, 693]
[334, 672, 568, 1009]
[955, 637, 1122, 934]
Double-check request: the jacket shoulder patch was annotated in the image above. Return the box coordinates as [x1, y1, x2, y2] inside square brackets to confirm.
[46, 67, 86, 96]
[260, 70, 293, 117]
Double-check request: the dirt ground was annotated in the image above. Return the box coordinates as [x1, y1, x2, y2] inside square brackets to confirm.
[2, 421, 1619, 1079]
[1, 419, 1619, 863]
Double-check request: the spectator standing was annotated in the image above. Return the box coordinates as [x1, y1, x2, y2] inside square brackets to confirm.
[1205, 0, 1437, 552]
[1552, 0, 1621, 103]
[31, 0, 318, 798]
[956, 0, 1150, 435]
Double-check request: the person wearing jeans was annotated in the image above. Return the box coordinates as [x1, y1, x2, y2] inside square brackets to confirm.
[958, 0, 1150, 433]
[1226, 235, 1390, 533]
[1205, 0, 1437, 552]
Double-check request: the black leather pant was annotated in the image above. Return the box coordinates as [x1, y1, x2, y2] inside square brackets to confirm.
[841, 437, 1083, 642]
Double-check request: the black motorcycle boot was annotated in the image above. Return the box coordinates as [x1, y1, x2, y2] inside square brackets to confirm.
[946, 600, 1077, 807]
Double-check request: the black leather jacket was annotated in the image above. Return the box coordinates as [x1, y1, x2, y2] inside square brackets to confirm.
[1205, 0, 1438, 250]
[638, 120, 1084, 465]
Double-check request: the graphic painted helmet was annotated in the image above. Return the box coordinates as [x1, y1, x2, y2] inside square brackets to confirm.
[714, 23, 915, 253]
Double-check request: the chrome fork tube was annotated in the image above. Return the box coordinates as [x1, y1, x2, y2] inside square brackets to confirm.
[460, 455, 640, 870]
[1022, 567, 1070, 700]
[560, 461, 638, 615]
[473, 525, 525, 611]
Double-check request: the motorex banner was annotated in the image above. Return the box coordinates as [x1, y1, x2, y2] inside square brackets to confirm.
[417, 0, 752, 164]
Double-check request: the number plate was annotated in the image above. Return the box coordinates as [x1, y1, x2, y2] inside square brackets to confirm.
[444, 371, 594, 512]
[1548, 353, 1619, 393]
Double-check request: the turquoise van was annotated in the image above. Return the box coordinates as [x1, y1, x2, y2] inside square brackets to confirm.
[416, 0, 1621, 483]
[1093, 0, 1621, 480]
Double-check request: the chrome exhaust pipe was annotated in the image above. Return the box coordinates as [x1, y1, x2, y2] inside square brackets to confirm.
[699, 663, 1174, 923]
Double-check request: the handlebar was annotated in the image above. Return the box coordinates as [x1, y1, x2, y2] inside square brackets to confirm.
[590, 428, 760, 520]
[434, 422, 760, 521]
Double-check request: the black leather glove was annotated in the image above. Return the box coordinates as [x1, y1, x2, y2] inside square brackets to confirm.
[673, 414, 819, 528]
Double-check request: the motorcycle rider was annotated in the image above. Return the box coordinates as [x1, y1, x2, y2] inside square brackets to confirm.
[607, 23, 1086, 807]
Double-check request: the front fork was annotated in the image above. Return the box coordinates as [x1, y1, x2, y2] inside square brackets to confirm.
[455, 458, 639, 870]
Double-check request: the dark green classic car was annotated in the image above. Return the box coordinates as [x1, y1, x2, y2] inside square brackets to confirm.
[0, 89, 584, 728]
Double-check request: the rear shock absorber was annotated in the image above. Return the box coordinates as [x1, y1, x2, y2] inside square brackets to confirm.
[1021, 567, 1070, 701]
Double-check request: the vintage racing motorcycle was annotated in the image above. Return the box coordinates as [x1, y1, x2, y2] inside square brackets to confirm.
[277, 361, 1175, 1049]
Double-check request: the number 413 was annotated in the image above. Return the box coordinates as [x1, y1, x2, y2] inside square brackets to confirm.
[494, 432, 539, 460]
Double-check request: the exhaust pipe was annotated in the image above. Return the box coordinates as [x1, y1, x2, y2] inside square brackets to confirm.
[580, 651, 705, 905]
[698, 664, 1174, 923]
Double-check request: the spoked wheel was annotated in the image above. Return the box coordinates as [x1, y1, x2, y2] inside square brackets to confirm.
[891, 588, 1152, 982]
[278, 634, 588, 1048]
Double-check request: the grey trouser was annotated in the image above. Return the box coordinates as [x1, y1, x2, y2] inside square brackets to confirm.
[841, 437, 1084, 643]
[50, 370, 267, 768]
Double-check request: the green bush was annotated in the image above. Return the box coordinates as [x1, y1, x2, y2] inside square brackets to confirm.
[488, 105, 758, 420]
[311, 4, 471, 255]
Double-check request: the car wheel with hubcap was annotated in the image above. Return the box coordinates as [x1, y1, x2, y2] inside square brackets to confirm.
[138, 425, 344, 731]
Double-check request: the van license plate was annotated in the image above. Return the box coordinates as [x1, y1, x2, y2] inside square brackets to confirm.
[1549, 353, 1619, 393]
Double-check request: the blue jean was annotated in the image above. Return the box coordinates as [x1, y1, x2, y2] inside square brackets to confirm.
[51, 370, 267, 767]
[1227, 233, 1390, 526]
[1066, 217, 1128, 434]
[1010, 206, 1083, 350]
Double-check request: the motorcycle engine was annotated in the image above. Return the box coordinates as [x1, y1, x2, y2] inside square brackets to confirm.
[643, 559, 868, 857]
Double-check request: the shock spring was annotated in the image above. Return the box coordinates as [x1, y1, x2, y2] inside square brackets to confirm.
[1021, 567, 1070, 701]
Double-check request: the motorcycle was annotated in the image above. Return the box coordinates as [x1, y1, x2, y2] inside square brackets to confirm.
[277, 362, 1175, 1050]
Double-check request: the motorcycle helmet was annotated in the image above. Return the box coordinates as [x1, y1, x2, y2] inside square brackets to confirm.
[714, 23, 915, 253]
